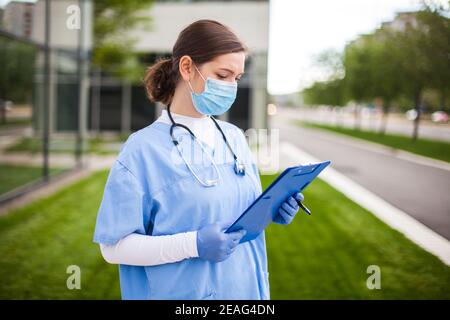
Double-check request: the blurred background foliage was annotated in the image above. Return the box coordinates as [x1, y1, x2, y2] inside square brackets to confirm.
[302, 3, 449, 139]
[92, 0, 154, 82]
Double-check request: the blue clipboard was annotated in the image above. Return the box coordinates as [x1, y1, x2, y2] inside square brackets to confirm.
[225, 160, 331, 244]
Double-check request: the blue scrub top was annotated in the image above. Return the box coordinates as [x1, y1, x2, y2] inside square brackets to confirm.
[93, 119, 270, 300]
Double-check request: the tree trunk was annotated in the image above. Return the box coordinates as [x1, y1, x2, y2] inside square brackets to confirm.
[379, 102, 390, 135]
[440, 89, 447, 112]
[354, 105, 361, 130]
[0, 99, 5, 124]
[412, 91, 421, 142]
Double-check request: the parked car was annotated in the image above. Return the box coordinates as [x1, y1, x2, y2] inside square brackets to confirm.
[405, 109, 418, 121]
[431, 111, 449, 123]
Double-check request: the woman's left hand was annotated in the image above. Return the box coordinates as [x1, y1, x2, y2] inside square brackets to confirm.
[273, 192, 304, 225]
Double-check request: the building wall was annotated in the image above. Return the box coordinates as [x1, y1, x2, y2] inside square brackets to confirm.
[31, 0, 93, 51]
[3, 1, 34, 38]
[130, 1, 269, 55]
[30, 0, 92, 134]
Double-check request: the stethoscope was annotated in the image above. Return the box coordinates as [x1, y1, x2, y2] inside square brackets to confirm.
[167, 103, 246, 187]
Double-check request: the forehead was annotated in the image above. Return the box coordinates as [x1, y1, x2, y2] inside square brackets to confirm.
[209, 52, 246, 73]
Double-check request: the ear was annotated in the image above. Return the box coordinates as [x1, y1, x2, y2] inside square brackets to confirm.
[179, 55, 194, 82]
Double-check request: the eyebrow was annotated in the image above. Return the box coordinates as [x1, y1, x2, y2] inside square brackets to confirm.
[218, 67, 245, 76]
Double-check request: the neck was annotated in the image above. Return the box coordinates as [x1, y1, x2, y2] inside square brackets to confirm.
[169, 83, 207, 118]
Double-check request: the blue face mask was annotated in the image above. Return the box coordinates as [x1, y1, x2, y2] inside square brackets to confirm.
[188, 64, 238, 116]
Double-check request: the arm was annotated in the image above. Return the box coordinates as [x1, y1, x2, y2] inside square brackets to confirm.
[100, 223, 247, 266]
[99, 231, 199, 266]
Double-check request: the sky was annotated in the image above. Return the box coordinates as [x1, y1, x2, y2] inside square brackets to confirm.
[267, 0, 448, 95]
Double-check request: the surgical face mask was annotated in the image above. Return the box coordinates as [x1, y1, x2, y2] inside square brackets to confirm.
[187, 64, 238, 116]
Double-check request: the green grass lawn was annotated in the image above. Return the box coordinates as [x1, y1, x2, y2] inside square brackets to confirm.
[0, 119, 32, 129]
[0, 170, 120, 299]
[0, 170, 448, 299]
[297, 121, 450, 163]
[0, 164, 64, 195]
[5, 136, 126, 155]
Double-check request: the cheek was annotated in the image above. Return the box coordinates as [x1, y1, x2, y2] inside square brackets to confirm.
[193, 76, 206, 94]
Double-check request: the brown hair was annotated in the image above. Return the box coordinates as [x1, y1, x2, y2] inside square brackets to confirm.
[143, 19, 248, 106]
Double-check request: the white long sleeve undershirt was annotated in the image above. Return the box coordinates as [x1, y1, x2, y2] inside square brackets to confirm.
[98, 109, 215, 266]
[100, 231, 199, 266]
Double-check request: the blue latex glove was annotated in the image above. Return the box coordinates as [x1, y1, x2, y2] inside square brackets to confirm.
[196, 222, 247, 263]
[273, 192, 304, 225]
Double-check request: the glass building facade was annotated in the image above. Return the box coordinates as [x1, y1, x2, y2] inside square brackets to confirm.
[0, 0, 92, 203]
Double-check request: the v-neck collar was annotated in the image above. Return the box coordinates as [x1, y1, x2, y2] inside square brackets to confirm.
[156, 109, 216, 150]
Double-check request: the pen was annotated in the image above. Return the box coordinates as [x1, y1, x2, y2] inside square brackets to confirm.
[295, 198, 311, 215]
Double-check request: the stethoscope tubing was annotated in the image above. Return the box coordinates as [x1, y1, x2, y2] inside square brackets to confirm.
[166, 103, 246, 186]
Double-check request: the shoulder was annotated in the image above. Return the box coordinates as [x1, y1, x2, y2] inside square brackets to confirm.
[123, 122, 167, 147]
[116, 121, 171, 172]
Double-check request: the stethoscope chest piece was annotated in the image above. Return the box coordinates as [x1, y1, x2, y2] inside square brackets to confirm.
[234, 160, 246, 176]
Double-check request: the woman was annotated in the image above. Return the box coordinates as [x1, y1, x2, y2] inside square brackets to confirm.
[93, 19, 304, 300]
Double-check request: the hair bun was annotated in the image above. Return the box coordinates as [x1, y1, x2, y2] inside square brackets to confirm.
[143, 57, 175, 105]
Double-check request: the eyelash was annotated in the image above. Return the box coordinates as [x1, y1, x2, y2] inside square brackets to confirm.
[217, 74, 241, 82]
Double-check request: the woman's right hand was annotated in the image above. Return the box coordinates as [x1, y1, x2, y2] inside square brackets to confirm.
[196, 222, 246, 262]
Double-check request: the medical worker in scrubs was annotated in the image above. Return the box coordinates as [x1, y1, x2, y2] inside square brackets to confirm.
[93, 19, 304, 300]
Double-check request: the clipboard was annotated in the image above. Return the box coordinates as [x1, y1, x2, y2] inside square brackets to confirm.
[225, 160, 331, 244]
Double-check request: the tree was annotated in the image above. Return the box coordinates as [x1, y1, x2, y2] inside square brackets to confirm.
[367, 27, 403, 134]
[0, 39, 36, 123]
[415, 7, 450, 113]
[302, 2, 449, 138]
[303, 79, 346, 107]
[343, 35, 375, 129]
[314, 49, 345, 81]
[93, 0, 154, 82]
[392, 7, 449, 141]
[302, 50, 346, 109]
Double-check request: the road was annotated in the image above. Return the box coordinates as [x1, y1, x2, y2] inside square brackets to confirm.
[297, 107, 450, 142]
[272, 108, 450, 240]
